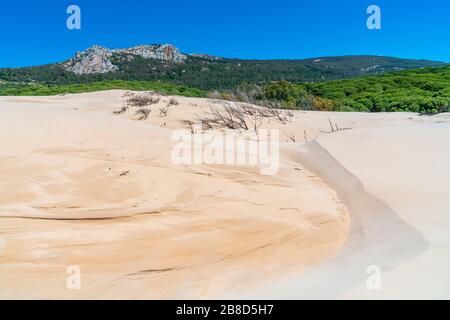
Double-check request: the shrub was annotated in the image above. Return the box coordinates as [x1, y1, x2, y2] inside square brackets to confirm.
[312, 96, 337, 111]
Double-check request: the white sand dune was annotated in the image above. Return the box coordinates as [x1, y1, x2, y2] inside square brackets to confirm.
[245, 124, 450, 299]
[0, 90, 449, 299]
[0, 91, 348, 299]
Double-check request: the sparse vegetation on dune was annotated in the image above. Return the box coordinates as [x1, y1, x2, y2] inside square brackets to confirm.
[168, 97, 179, 106]
[193, 101, 295, 132]
[113, 106, 128, 115]
[134, 108, 151, 120]
[126, 93, 160, 107]
[159, 106, 170, 117]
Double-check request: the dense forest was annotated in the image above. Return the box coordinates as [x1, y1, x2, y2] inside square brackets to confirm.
[208, 66, 450, 114]
[0, 55, 445, 90]
[1, 54, 450, 114]
[301, 66, 450, 113]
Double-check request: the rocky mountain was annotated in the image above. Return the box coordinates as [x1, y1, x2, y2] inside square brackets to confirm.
[64, 44, 187, 75]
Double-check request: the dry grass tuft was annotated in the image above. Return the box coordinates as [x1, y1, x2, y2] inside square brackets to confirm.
[113, 106, 128, 115]
[135, 108, 151, 120]
[127, 93, 161, 107]
[168, 98, 179, 106]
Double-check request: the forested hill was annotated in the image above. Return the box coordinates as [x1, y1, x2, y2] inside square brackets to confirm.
[2, 44, 450, 114]
[300, 65, 450, 113]
[0, 44, 446, 90]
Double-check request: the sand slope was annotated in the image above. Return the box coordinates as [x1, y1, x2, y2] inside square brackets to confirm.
[0, 91, 348, 299]
[246, 124, 450, 299]
[0, 90, 449, 299]
[319, 125, 450, 299]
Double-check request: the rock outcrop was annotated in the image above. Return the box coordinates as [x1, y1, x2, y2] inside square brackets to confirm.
[64, 44, 187, 75]
[117, 44, 186, 63]
[65, 45, 118, 75]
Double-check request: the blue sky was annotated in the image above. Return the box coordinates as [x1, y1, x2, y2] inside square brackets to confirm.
[1, 0, 449, 67]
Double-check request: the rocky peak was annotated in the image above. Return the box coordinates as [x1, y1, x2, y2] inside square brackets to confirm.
[65, 45, 117, 75]
[115, 44, 187, 63]
[78, 45, 111, 58]
[64, 44, 187, 75]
